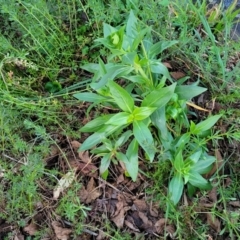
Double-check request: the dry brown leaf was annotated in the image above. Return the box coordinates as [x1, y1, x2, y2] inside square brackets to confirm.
[170, 71, 186, 80]
[78, 149, 92, 164]
[23, 222, 38, 235]
[111, 207, 125, 228]
[133, 199, 148, 212]
[138, 212, 152, 229]
[155, 218, 166, 234]
[14, 233, 24, 240]
[79, 177, 101, 204]
[52, 221, 72, 240]
[163, 62, 172, 69]
[77, 162, 98, 177]
[71, 140, 81, 150]
[208, 187, 217, 203]
[125, 220, 140, 232]
[206, 213, 221, 233]
[96, 230, 106, 240]
[229, 201, 240, 207]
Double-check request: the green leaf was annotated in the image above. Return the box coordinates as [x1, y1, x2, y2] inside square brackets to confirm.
[91, 64, 133, 90]
[105, 112, 131, 126]
[188, 171, 212, 190]
[190, 115, 222, 135]
[125, 139, 139, 181]
[191, 156, 215, 174]
[115, 130, 132, 148]
[169, 173, 184, 205]
[189, 150, 202, 164]
[148, 40, 178, 59]
[103, 23, 118, 37]
[141, 83, 176, 108]
[73, 92, 107, 103]
[133, 120, 155, 162]
[132, 106, 156, 121]
[151, 107, 168, 139]
[81, 114, 114, 132]
[174, 150, 184, 171]
[150, 61, 172, 81]
[80, 125, 123, 151]
[100, 153, 111, 174]
[175, 85, 207, 100]
[126, 10, 138, 39]
[108, 81, 134, 113]
[131, 28, 149, 51]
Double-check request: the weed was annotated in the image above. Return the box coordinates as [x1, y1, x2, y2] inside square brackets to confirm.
[74, 11, 221, 205]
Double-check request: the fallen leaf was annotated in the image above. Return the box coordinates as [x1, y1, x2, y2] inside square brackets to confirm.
[79, 177, 101, 204]
[14, 233, 24, 240]
[155, 218, 166, 234]
[138, 212, 152, 230]
[125, 220, 140, 232]
[53, 171, 75, 200]
[111, 206, 125, 228]
[206, 213, 221, 233]
[163, 62, 172, 69]
[133, 199, 148, 212]
[229, 201, 240, 207]
[170, 71, 186, 80]
[78, 149, 92, 164]
[208, 187, 217, 202]
[71, 140, 81, 150]
[77, 162, 98, 177]
[52, 221, 72, 240]
[23, 222, 38, 235]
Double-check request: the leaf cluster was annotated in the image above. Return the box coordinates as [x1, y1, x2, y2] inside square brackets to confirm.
[74, 10, 221, 205]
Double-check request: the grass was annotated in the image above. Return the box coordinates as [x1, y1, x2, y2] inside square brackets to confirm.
[0, 0, 240, 239]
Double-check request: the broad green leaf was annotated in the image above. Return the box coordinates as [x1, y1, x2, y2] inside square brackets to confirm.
[175, 133, 190, 150]
[115, 130, 132, 148]
[188, 171, 212, 190]
[131, 28, 149, 51]
[151, 107, 168, 139]
[123, 75, 146, 84]
[141, 83, 176, 108]
[133, 120, 155, 162]
[108, 81, 134, 113]
[80, 125, 123, 151]
[190, 115, 222, 135]
[79, 131, 106, 151]
[103, 23, 118, 37]
[73, 92, 107, 103]
[175, 85, 207, 100]
[91, 64, 133, 90]
[191, 156, 215, 174]
[105, 112, 131, 126]
[150, 61, 172, 81]
[81, 63, 99, 73]
[169, 173, 184, 205]
[81, 114, 114, 132]
[126, 10, 138, 39]
[189, 150, 202, 164]
[100, 153, 111, 174]
[132, 106, 156, 121]
[125, 139, 139, 181]
[174, 150, 184, 171]
[148, 40, 178, 59]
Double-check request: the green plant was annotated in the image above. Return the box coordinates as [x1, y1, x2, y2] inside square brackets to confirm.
[74, 10, 221, 205]
[56, 183, 91, 235]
